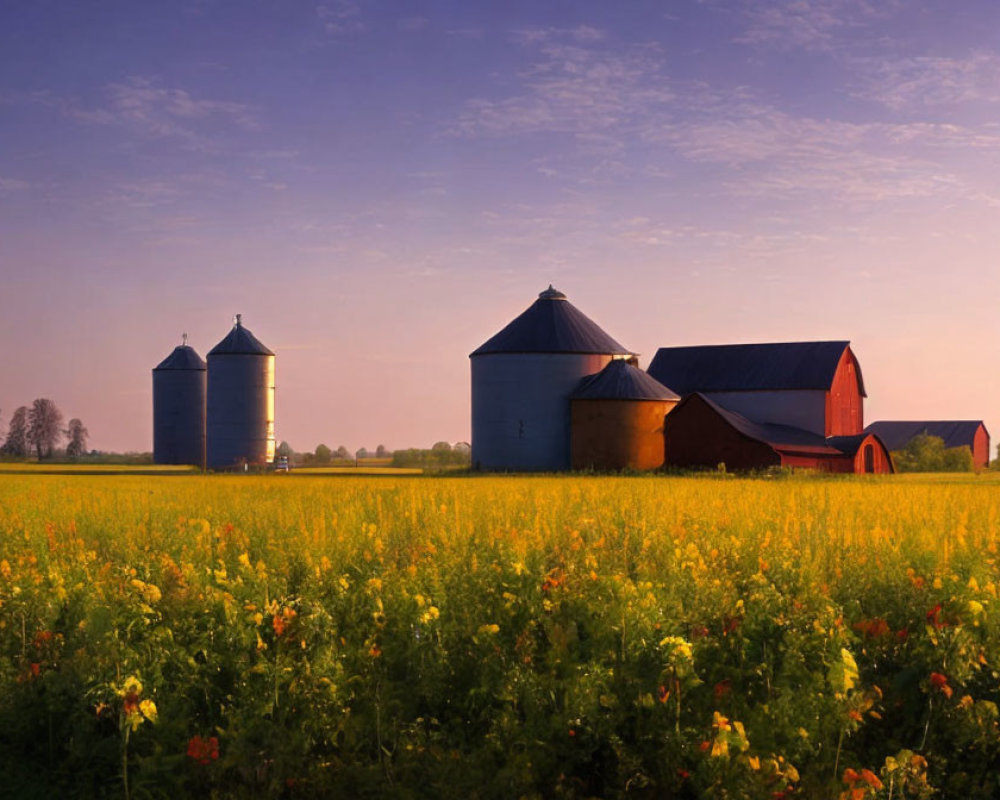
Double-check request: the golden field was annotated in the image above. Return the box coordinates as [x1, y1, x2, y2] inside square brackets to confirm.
[1, 471, 998, 798]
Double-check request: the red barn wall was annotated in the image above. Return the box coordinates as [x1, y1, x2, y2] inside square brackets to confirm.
[826, 348, 864, 436]
[852, 435, 894, 474]
[664, 396, 780, 471]
[973, 425, 990, 469]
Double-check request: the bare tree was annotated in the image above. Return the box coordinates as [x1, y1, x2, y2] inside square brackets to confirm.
[27, 398, 63, 460]
[2, 406, 29, 458]
[65, 418, 89, 459]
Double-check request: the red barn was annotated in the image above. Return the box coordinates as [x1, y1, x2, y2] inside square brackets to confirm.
[647, 341, 865, 437]
[864, 421, 991, 469]
[647, 341, 893, 473]
[664, 393, 893, 473]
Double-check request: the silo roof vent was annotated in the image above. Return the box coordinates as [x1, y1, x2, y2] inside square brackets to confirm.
[208, 314, 274, 356]
[471, 287, 634, 356]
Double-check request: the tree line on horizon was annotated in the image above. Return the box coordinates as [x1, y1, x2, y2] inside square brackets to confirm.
[278, 440, 471, 468]
[0, 399, 88, 461]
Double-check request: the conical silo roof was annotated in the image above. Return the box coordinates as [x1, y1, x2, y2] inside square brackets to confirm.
[571, 359, 680, 401]
[208, 314, 274, 356]
[154, 342, 206, 371]
[471, 286, 634, 356]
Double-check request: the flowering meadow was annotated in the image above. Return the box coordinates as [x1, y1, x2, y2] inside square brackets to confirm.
[1, 471, 999, 798]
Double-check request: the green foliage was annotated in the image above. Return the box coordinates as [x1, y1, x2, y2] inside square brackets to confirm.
[1, 474, 1000, 797]
[892, 434, 975, 473]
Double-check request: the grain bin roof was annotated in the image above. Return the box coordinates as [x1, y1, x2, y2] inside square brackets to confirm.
[208, 314, 274, 356]
[647, 341, 865, 396]
[154, 344, 206, 371]
[863, 420, 986, 451]
[471, 286, 634, 356]
[571, 359, 680, 401]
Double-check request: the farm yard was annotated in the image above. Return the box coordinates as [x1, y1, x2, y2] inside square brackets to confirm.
[2, 471, 999, 799]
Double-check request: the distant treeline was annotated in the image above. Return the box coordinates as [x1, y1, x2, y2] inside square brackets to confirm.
[282, 441, 471, 469]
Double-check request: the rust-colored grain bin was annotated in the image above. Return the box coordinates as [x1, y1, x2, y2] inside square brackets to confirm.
[570, 359, 679, 471]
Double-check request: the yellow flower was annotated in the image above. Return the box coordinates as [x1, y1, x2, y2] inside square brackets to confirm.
[139, 699, 157, 723]
[478, 623, 500, 635]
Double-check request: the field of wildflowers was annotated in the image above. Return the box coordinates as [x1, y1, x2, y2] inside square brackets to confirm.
[1, 471, 999, 798]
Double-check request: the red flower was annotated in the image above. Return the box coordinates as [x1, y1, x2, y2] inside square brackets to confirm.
[714, 679, 732, 700]
[929, 672, 953, 698]
[852, 618, 890, 638]
[30, 662, 41, 678]
[186, 735, 220, 765]
[122, 691, 140, 716]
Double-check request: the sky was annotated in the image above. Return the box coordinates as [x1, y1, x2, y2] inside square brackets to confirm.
[1, 0, 999, 454]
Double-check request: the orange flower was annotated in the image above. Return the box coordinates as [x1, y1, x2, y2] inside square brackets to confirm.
[842, 767, 860, 785]
[272, 606, 296, 637]
[860, 769, 883, 790]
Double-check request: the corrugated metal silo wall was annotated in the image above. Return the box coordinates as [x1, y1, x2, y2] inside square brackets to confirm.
[207, 354, 275, 469]
[153, 369, 206, 466]
[570, 399, 677, 471]
[471, 353, 611, 471]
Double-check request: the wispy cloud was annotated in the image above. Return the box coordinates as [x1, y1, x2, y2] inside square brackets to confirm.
[651, 100, 1000, 203]
[734, 0, 894, 51]
[0, 177, 30, 192]
[451, 29, 671, 139]
[78, 77, 257, 141]
[854, 52, 1000, 110]
[317, 1, 364, 35]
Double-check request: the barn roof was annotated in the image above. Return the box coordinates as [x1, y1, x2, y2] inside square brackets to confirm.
[471, 286, 634, 357]
[647, 341, 865, 396]
[570, 359, 680, 401]
[154, 344, 206, 371]
[863, 421, 987, 451]
[208, 315, 274, 356]
[690, 393, 843, 455]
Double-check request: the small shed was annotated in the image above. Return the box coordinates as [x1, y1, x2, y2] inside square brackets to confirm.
[864, 421, 990, 469]
[664, 393, 893, 473]
[570, 360, 680, 471]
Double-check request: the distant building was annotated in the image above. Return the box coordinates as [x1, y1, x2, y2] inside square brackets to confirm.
[570, 359, 679, 471]
[864, 420, 990, 469]
[647, 341, 865, 438]
[664, 393, 893, 473]
[649, 341, 892, 473]
[470, 286, 634, 471]
[152, 338, 207, 467]
[206, 315, 276, 469]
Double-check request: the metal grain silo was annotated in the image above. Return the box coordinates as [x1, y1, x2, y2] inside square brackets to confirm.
[152, 336, 207, 467]
[570, 359, 680, 471]
[470, 286, 634, 471]
[206, 314, 275, 470]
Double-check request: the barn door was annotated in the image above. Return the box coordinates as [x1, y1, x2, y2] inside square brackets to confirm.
[863, 443, 875, 473]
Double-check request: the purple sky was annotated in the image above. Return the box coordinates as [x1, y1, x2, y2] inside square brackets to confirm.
[2, 0, 999, 454]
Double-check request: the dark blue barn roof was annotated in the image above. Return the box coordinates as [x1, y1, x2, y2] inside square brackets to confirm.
[864, 421, 986, 451]
[647, 341, 865, 396]
[570, 359, 680, 401]
[208, 315, 273, 356]
[471, 286, 633, 357]
[154, 345, 206, 371]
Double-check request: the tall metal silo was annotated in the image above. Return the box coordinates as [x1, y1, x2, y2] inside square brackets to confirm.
[470, 286, 634, 471]
[570, 359, 680, 471]
[206, 314, 275, 470]
[152, 335, 207, 467]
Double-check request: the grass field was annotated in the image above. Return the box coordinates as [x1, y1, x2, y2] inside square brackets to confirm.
[1, 471, 998, 798]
